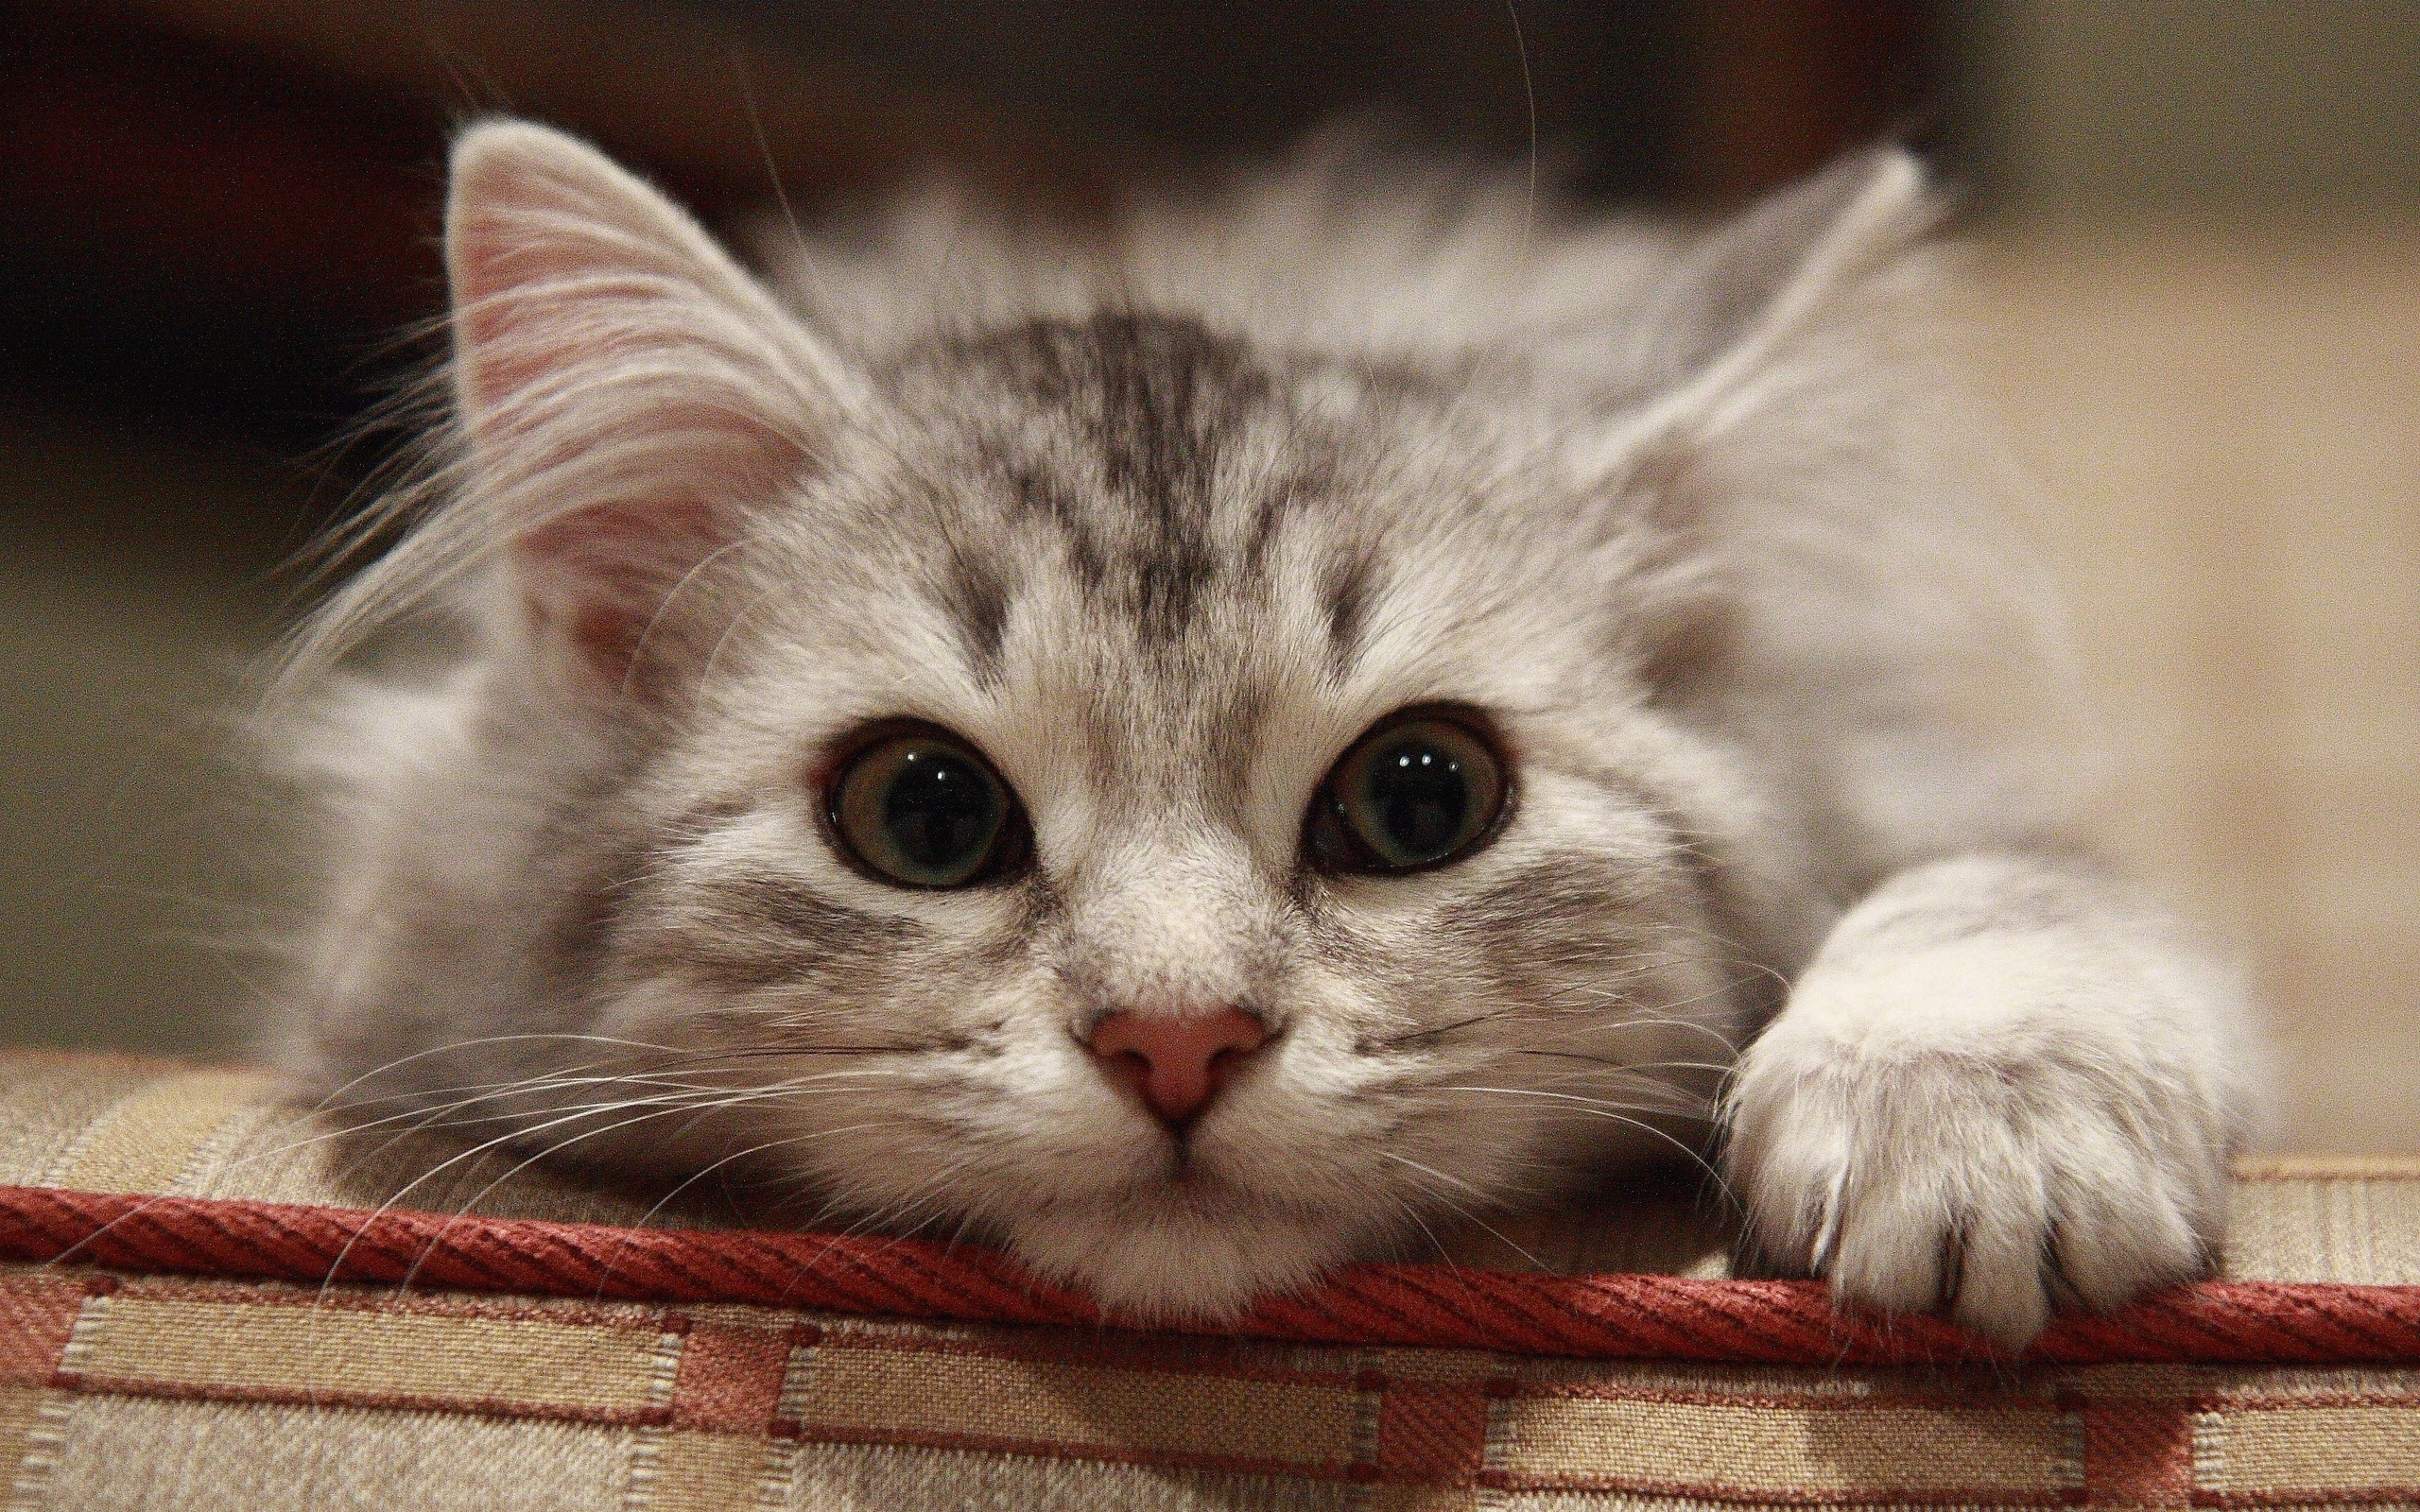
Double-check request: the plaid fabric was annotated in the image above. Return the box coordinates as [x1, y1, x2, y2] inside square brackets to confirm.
[0, 1052, 2413, 1509]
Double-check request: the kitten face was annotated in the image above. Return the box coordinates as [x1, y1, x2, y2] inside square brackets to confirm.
[578, 315, 1742, 1315]
[286, 122, 2024, 1320]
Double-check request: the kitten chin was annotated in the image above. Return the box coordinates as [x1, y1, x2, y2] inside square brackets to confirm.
[1001, 1197, 1361, 1325]
[267, 119, 2266, 1347]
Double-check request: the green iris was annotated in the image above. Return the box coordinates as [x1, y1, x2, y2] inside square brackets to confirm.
[830, 730, 1027, 887]
[1309, 714, 1508, 873]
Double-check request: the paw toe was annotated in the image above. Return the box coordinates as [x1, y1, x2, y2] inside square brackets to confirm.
[1942, 1207, 2054, 1347]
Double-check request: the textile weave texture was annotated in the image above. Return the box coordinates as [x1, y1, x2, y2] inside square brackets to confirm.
[0, 1049, 2413, 1510]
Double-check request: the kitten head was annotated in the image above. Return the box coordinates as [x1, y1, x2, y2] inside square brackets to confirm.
[283, 122, 2062, 1319]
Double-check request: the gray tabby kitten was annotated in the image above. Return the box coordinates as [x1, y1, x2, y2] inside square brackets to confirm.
[277, 119, 2268, 1345]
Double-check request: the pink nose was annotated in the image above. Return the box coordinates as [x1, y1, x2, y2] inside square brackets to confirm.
[1086, 1007, 1270, 1129]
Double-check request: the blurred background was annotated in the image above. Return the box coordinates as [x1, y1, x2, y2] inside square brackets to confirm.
[2, 1, 2414, 1150]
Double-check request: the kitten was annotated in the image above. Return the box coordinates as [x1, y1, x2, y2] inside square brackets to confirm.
[272, 119, 2268, 1345]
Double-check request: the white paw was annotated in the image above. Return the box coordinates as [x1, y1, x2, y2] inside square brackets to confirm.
[1723, 935, 2242, 1348]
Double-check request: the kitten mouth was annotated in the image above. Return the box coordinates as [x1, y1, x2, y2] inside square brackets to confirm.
[1114, 1154, 1349, 1232]
[1059, 1134, 1275, 1212]
[1132, 1143, 1230, 1194]
[1159, 1151, 1234, 1194]
[1160, 1126, 1219, 1174]
[1139, 1118, 1291, 1196]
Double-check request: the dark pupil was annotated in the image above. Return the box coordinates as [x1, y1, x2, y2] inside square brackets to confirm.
[883, 750, 999, 875]
[1363, 739, 1467, 861]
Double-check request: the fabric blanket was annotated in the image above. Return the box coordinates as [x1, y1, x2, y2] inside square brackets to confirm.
[0, 1049, 2413, 1509]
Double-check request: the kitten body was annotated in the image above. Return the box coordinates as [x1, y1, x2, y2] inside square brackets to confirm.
[276, 121, 2267, 1343]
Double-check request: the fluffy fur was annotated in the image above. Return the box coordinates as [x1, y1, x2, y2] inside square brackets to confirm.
[271, 120, 2268, 1343]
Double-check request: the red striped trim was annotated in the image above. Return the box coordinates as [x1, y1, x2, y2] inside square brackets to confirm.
[0, 1184, 2415, 1366]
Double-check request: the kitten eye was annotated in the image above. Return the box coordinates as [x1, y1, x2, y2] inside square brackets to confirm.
[827, 727, 1030, 888]
[1307, 712, 1508, 874]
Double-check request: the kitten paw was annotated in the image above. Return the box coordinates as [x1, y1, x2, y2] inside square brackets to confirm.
[1722, 961, 2234, 1348]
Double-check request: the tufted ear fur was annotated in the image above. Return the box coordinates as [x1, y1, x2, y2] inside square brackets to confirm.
[1645, 147, 1939, 433]
[1582, 148, 2079, 876]
[1586, 149, 1949, 668]
[444, 120, 860, 691]
[1678, 151, 1929, 367]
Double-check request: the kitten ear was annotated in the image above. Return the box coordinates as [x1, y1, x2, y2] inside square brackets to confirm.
[1675, 149, 1933, 369]
[1607, 147, 1940, 458]
[1585, 149, 1946, 674]
[444, 120, 858, 687]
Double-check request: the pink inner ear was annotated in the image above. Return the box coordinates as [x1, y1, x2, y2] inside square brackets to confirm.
[446, 156, 639, 414]
[441, 127, 836, 691]
[451, 287, 586, 422]
[487, 411, 802, 689]
[514, 493, 729, 680]
[519, 593, 639, 675]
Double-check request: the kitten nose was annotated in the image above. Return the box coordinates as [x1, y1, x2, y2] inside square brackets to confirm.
[1086, 1007, 1269, 1130]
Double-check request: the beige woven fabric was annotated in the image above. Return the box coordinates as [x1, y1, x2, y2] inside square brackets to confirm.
[0, 1052, 2414, 1510]
[3, 1265, 2418, 1510]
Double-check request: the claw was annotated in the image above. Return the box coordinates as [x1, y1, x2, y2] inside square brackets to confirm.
[1937, 1215, 1968, 1313]
[1806, 1164, 1846, 1277]
[2039, 1222, 2083, 1312]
